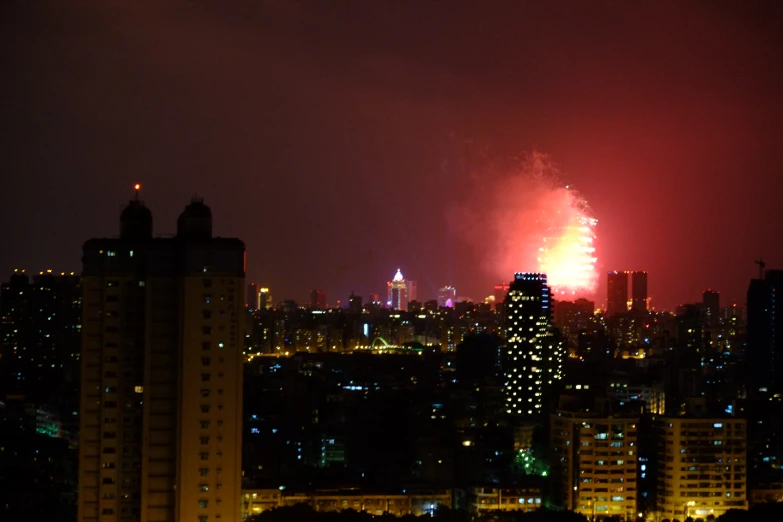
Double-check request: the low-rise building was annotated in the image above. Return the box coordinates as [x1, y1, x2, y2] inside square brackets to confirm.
[241, 488, 451, 518]
[460, 486, 543, 514]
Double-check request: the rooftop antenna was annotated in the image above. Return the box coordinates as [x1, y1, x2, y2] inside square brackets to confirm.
[755, 258, 766, 279]
[133, 183, 141, 203]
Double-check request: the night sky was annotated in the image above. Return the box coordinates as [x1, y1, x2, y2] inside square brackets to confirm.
[2, 1, 782, 310]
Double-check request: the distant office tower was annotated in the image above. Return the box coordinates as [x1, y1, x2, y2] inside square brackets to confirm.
[438, 286, 456, 308]
[368, 293, 381, 305]
[258, 287, 271, 310]
[607, 271, 629, 316]
[247, 282, 259, 310]
[747, 269, 783, 395]
[77, 192, 245, 522]
[494, 284, 510, 312]
[348, 292, 362, 312]
[630, 271, 648, 312]
[0, 269, 81, 396]
[503, 273, 564, 419]
[655, 416, 747, 519]
[387, 269, 409, 311]
[703, 289, 720, 327]
[310, 289, 327, 309]
[408, 280, 418, 303]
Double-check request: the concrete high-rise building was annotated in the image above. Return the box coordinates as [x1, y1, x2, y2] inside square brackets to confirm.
[503, 273, 564, 419]
[438, 286, 456, 308]
[493, 284, 510, 312]
[747, 269, 783, 396]
[607, 272, 629, 316]
[631, 271, 648, 312]
[551, 409, 640, 520]
[655, 416, 747, 519]
[310, 289, 327, 309]
[77, 191, 245, 522]
[387, 269, 408, 311]
[247, 282, 259, 310]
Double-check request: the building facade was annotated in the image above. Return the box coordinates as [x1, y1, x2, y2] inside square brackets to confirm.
[550, 411, 640, 521]
[503, 273, 564, 419]
[655, 417, 748, 520]
[77, 193, 245, 522]
[631, 271, 648, 312]
[607, 272, 629, 316]
[241, 488, 452, 518]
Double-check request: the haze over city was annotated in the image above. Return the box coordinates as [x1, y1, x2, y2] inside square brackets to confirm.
[3, 1, 783, 309]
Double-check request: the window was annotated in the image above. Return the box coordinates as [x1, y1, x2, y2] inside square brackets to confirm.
[200, 436, 210, 444]
[199, 468, 209, 477]
[201, 421, 210, 429]
[199, 500, 209, 508]
[201, 405, 210, 413]
[204, 295, 212, 304]
[202, 342, 211, 351]
[102, 509, 116, 515]
[201, 374, 211, 382]
[202, 327, 212, 335]
[200, 453, 209, 461]
[200, 485, 209, 492]
[203, 310, 212, 319]
[202, 357, 211, 366]
[201, 389, 211, 398]
[198, 517, 208, 522]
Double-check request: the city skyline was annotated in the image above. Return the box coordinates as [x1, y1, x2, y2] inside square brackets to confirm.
[3, 2, 783, 310]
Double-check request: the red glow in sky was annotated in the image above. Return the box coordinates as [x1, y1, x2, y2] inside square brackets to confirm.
[451, 151, 598, 298]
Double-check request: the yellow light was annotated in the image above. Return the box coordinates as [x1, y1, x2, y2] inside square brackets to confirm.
[134, 183, 141, 190]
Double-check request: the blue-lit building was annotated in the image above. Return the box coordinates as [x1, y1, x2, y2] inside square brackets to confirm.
[503, 273, 564, 419]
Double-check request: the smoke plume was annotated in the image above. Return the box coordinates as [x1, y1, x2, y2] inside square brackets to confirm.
[450, 150, 598, 297]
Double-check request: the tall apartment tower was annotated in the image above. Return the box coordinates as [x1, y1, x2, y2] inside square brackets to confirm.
[503, 273, 564, 419]
[607, 272, 628, 316]
[77, 191, 245, 522]
[630, 271, 648, 312]
[747, 269, 783, 396]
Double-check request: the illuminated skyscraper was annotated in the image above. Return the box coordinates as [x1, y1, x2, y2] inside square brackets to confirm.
[631, 271, 648, 312]
[438, 286, 456, 308]
[310, 289, 327, 309]
[503, 273, 564, 419]
[77, 191, 245, 522]
[607, 271, 629, 316]
[387, 269, 408, 311]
